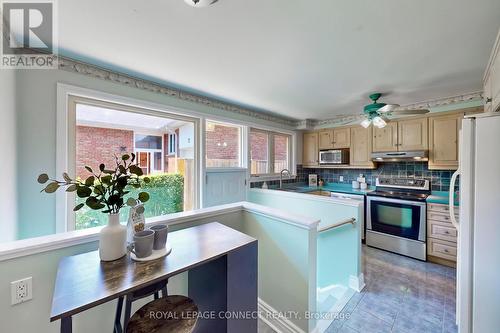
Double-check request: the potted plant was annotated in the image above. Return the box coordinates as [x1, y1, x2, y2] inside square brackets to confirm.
[38, 153, 150, 261]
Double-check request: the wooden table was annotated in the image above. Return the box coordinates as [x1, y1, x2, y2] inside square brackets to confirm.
[50, 222, 258, 333]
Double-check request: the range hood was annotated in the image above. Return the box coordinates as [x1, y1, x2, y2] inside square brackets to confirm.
[371, 151, 428, 162]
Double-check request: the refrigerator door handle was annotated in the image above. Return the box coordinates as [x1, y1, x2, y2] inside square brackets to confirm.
[449, 169, 460, 230]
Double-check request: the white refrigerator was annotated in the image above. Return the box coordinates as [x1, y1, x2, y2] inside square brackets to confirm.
[449, 113, 500, 333]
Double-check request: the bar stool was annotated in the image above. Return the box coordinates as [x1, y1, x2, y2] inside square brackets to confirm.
[126, 295, 198, 333]
[114, 279, 168, 333]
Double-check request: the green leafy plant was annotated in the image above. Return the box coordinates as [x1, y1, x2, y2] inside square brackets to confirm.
[38, 153, 150, 214]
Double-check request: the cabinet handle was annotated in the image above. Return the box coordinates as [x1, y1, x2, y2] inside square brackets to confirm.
[444, 231, 450, 234]
[444, 249, 449, 253]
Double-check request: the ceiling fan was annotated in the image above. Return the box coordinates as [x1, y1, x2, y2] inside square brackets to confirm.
[358, 93, 430, 128]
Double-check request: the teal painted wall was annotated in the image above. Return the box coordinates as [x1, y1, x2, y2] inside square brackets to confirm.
[247, 189, 362, 289]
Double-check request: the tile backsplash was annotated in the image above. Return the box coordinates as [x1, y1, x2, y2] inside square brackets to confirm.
[252, 162, 459, 192]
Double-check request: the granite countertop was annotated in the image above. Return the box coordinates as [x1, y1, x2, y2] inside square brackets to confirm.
[427, 191, 460, 206]
[268, 182, 375, 195]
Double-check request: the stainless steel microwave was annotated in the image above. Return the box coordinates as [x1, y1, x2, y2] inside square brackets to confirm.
[319, 149, 349, 165]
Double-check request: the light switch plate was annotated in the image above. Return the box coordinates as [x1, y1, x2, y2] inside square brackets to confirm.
[11, 277, 32, 305]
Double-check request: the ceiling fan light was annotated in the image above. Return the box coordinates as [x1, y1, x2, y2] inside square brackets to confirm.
[373, 116, 387, 128]
[360, 119, 371, 128]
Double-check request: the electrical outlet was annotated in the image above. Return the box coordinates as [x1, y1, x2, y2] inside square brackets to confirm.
[11, 277, 32, 305]
[339, 176, 344, 182]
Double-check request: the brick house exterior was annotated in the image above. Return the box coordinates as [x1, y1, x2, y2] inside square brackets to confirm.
[206, 124, 240, 160]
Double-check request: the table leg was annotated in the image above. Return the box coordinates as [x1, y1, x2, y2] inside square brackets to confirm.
[60, 316, 72, 333]
[114, 296, 124, 333]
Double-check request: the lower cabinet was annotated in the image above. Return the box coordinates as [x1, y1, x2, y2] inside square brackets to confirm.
[427, 202, 458, 267]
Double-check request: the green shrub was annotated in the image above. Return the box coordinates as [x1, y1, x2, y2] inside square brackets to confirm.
[75, 173, 184, 230]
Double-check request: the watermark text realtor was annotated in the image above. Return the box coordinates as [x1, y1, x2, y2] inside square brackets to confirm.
[1, 0, 57, 69]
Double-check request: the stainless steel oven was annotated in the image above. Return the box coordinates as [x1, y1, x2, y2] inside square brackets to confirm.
[319, 149, 349, 165]
[365, 178, 429, 260]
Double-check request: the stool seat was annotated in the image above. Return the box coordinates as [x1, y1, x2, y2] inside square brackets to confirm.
[126, 295, 198, 333]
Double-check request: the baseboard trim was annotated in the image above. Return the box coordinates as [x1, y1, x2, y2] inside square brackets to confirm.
[349, 273, 365, 292]
[258, 298, 306, 333]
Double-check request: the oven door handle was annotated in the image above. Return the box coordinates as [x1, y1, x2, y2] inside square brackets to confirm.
[367, 195, 426, 207]
[449, 169, 460, 230]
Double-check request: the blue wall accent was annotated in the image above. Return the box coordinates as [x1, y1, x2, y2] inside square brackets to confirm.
[252, 162, 459, 192]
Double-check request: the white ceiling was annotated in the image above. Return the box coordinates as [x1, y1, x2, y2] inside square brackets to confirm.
[59, 0, 500, 121]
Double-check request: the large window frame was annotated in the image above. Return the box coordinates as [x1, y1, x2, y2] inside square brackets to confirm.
[57, 85, 201, 232]
[249, 128, 294, 178]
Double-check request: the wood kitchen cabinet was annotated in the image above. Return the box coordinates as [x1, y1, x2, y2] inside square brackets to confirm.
[398, 118, 428, 150]
[373, 119, 427, 152]
[303, 132, 319, 166]
[428, 114, 461, 170]
[484, 29, 500, 113]
[372, 122, 398, 152]
[333, 128, 351, 148]
[350, 126, 375, 167]
[318, 130, 334, 149]
[318, 128, 350, 149]
[427, 202, 458, 267]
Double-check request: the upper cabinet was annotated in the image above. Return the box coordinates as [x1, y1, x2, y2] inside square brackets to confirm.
[333, 128, 351, 148]
[350, 126, 374, 168]
[398, 118, 428, 151]
[303, 132, 319, 166]
[318, 130, 334, 149]
[484, 29, 500, 113]
[373, 119, 428, 152]
[429, 114, 461, 170]
[318, 128, 351, 149]
[373, 122, 398, 152]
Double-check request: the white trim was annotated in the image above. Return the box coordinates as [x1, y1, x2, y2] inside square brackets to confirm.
[348, 273, 365, 292]
[56, 83, 202, 231]
[258, 298, 306, 333]
[0, 202, 319, 262]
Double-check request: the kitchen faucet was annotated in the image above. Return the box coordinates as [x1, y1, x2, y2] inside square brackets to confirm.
[280, 169, 291, 189]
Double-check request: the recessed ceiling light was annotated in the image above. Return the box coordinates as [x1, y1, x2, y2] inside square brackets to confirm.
[184, 0, 219, 7]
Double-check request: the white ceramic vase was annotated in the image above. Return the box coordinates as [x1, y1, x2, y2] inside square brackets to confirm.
[99, 213, 127, 261]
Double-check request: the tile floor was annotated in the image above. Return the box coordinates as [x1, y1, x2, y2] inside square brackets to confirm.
[259, 245, 458, 333]
[327, 245, 457, 333]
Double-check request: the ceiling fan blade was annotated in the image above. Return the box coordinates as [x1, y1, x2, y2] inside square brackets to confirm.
[377, 104, 400, 113]
[390, 109, 430, 115]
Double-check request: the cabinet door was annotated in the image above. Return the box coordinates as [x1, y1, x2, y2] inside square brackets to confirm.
[398, 118, 428, 151]
[303, 132, 319, 166]
[350, 126, 374, 167]
[318, 130, 334, 150]
[429, 114, 461, 170]
[333, 128, 351, 148]
[373, 122, 398, 152]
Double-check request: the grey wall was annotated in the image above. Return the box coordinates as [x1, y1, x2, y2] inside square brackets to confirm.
[0, 70, 17, 242]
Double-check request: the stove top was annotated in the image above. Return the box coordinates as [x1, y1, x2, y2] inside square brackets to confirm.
[367, 178, 431, 202]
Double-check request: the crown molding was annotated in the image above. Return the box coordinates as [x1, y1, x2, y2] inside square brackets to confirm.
[57, 56, 298, 128]
[397, 91, 483, 110]
[56, 56, 483, 131]
[300, 91, 484, 130]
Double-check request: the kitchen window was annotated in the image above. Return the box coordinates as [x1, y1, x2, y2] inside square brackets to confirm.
[250, 128, 292, 176]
